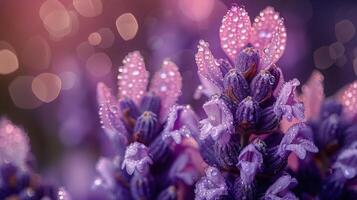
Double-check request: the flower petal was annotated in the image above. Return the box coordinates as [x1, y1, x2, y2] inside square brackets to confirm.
[150, 60, 182, 121]
[337, 80, 357, 122]
[162, 105, 199, 144]
[199, 96, 234, 144]
[0, 118, 30, 169]
[264, 174, 298, 200]
[118, 51, 149, 105]
[278, 123, 318, 159]
[194, 167, 228, 200]
[195, 40, 223, 95]
[219, 6, 251, 62]
[332, 141, 357, 179]
[122, 142, 153, 175]
[251, 7, 287, 68]
[301, 71, 325, 120]
[97, 82, 128, 144]
[274, 79, 304, 121]
[237, 144, 263, 184]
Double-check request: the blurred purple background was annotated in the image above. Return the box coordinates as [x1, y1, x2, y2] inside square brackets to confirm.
[0, 0, 356, 197]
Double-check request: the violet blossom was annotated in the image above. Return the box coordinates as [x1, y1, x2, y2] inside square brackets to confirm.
[0, 118, 69, 200]
[290, 71, 357, 200]
[94, 51, 201, 199]
[192, 5, 318, 200]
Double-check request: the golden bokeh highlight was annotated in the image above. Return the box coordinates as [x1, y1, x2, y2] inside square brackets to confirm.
[116, 13, 139, 41]
[88, 32, 102, 46]
[0, 49, 19, 75]
[73, 0, 103, 18]
[32, 73, 62, 103]
[40, 0, 72, 39]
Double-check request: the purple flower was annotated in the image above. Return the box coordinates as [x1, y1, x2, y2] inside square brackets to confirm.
[0, 118, 30, 169]
[278, 123, 318, 159]
[237, 143, 263, 184]
[162, 105, 200, 144]
[332, 141, 357, 179]
[200, 95, 233, 144]
[274, 79, 304, 121]
[169, 154, 199, 185]
[122, 142, 153, 175]
[263, 174, 298, 200]
[195, 167, 228, 200]
[195, 6, 287, 96]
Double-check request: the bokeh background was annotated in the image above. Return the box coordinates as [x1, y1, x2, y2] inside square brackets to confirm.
[0, 0, 356, 198]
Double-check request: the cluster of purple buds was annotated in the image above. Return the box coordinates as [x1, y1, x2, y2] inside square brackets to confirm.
[193, 6, 318, 200]
[0, 118, 69, 200]
[94, 51, 202, 199]
[290, 72, 357, 200]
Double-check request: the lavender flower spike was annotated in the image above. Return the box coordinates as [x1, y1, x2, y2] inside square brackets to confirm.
[195, 166, 228, 200]
[278, 123, 318, 159]
[122, 142, 153, 175]
[274, 79, 305, 122]
[263, 174, 298, 200]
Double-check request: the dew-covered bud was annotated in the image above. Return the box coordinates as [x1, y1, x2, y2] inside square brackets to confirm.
[120, 98, 141, 127]
[267, 65, 282, 92]
[195, 167, 228, 200]
[251, 70, 275, 103]
[148, 135, 170, 163]
[236, 97, 260, 129]
[130, 172, 155, 200]
[235, 46, 259, 80]
[217, 58, 233, 77]
[233, 177, 256, 200]
[122, 142, 153, 175]
[223, 69, 249, 103]
[256, 106, 281, 133]
[140, 93, 161, 115]
[214, 134, 241, 170]
[133, 111, 158, 144]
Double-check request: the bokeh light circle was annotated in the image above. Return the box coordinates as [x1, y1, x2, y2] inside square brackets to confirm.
[85, 53, 112, 77]
[32, 73, 62, 103]
[116, 13, 139, 41]
[9, 76, 43, 109]
[0, 49, 19, 75]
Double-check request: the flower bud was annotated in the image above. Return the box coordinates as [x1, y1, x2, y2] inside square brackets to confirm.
[316, 114, 339, 148]
[256, 106, 281, 133]
[236, 97, 260, 129]
[134, 111, 158, 144]
[235, 47, 259, 80]
[148, 135, 170, 163]
[120, 98, 141, 128]
[223, 69, 249, 103]
[319, 99, 343, 119]
[140, 93, 161, 115]
[217, 59, 233, 77]
[130, 172, 155, 200]
[233, 178, 256, 200]
[251, 70, 275, 103]
[157, 186, 177, 200]
[267, 65, 281, 92]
